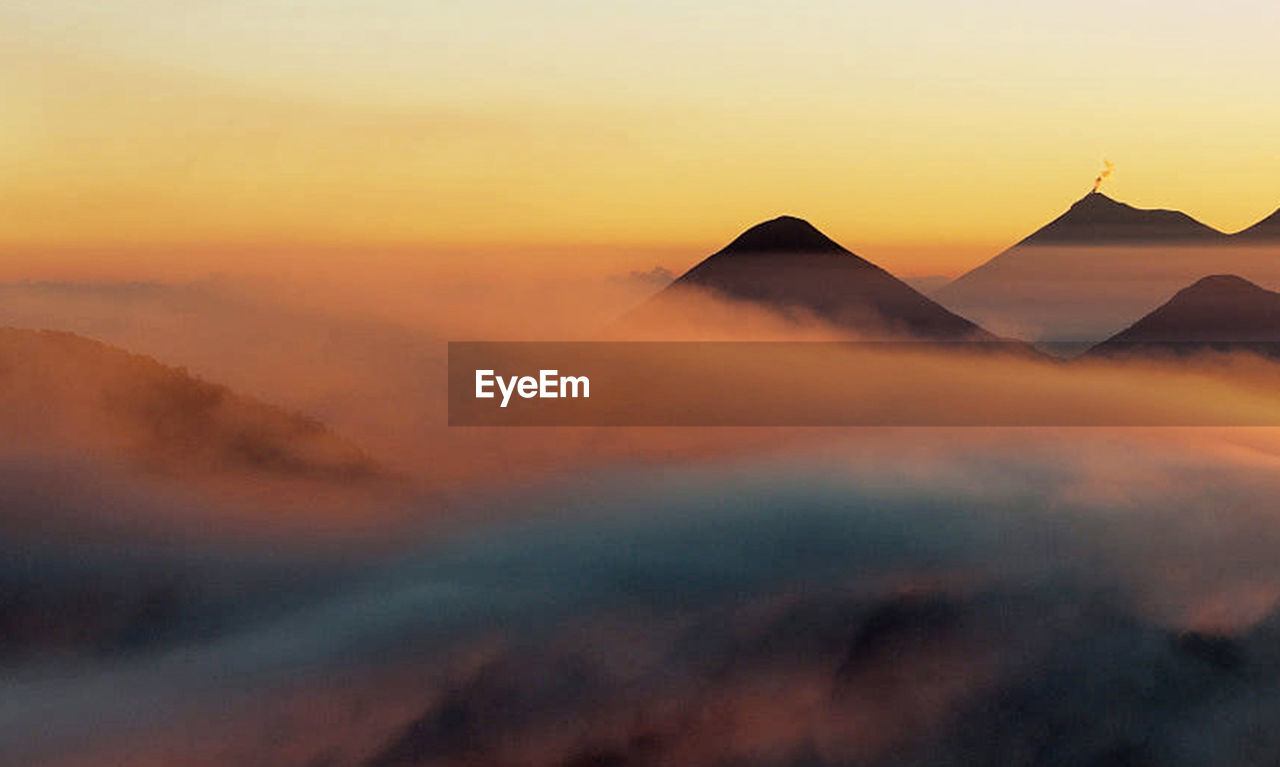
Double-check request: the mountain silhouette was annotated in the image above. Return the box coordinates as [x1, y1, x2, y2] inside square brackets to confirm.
[639, 216, 994, 339]
[0, 328, 377, 481]
[1090, 274, 1280, 356]
[1235, 207, 1280, 241]
[1016, 191, 1226, 246]
[712, 214, 851, 254]
[932, 192, 1280, 343]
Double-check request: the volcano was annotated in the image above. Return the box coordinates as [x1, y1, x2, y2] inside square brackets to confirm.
[1234, 207, 1280, 241]
[636, 216, 994, 340]
[931, 192, 1280, 344]
[1013, 191, 1226, 246]
[1090, 275, 1280, 356]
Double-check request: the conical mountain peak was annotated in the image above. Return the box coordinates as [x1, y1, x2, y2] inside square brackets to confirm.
[718, 216, 850, 255]
[1068, 191, 1127, 211]
[1179, 274, 1271, 297]
[1092, 274, 1280, 351]
[633, 216, 996, 340]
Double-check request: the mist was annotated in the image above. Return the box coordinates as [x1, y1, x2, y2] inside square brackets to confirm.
[935, 243, 1280, 342]
[9, 431, 1280, 765]
[6, 256, 1280, 765]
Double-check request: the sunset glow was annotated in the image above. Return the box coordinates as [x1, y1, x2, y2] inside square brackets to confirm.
[11, 4, 1280, 765]
[3, 1, 1278, 278]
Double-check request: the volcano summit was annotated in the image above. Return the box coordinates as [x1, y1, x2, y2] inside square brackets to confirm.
[933, 192, 1280, 343]
[635, 216, 993, 340]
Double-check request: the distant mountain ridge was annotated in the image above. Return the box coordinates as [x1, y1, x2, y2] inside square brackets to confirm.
[931, 192, 1280, 342]
[1015, 191, 1226, 246]
[1235, 208, 1280, 241]
[0, 328, 377, 481]
[639, 216, 995, 340]
[1091, 275, 1280, 356]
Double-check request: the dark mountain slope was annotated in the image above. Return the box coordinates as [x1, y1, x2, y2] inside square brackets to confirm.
[932, 193, 1280, 343]
[0, 328, 377, 481]
[640, 216, 994, 340]
[1091, 275, 1280, 356]
[1234, 207, 1280, 241]
[1014, 191, 1226, 246]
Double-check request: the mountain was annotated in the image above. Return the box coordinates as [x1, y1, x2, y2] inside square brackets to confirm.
[1235, 207, 1280, 241]
[0, 328, 377, 481]
[932, 192, 1280, 343]
[1090, 275, 1280, 356]
[1016, 191, 1226, 246]
[901, 275, 952, 295]
[636, 216, 994, 340]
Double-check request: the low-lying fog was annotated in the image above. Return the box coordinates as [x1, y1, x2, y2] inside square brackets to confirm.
[6, 262, 1280, 765]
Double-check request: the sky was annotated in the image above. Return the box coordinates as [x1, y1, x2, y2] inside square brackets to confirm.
[2, 0, 1279, 278]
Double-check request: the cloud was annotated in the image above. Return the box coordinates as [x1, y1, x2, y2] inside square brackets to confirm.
[14, 430, 1280, 765]
[11, 250, 1280, 765]
[609, 266, 675, 293]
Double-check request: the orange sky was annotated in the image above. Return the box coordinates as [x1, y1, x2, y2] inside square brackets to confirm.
[2, 1, 1279, 279]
